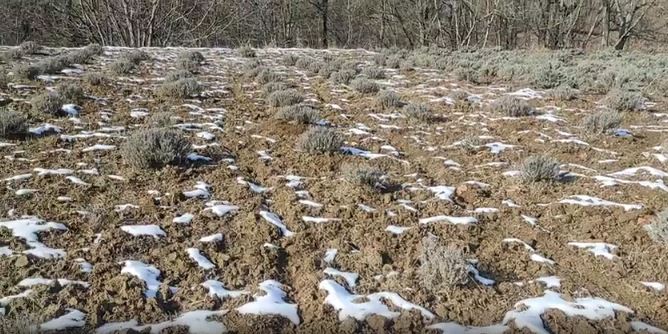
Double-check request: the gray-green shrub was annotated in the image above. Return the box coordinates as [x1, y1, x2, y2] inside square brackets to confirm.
[122, 128, 191, 169]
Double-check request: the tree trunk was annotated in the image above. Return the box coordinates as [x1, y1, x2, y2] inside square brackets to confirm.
[322, 0, 329, 48]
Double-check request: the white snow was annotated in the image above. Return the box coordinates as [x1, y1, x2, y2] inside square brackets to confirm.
[640, 281, 665, 291]
[120, 224, 166, 238]
[521, 215, 538, 226]
[485, 142, 515, 154]
[96, 310, 227, 334]
[608, 166, 668, 178]
[40, 309, 86, 331]
[121, 260, 161, 298]
[0, 216, 67, 258]
[302, 216, 341, 223]
[534, 276, 561, 288]
[183, 181, 212, 199]
[237, 177, 271, 194]
[323, 268, 359, 288]
[427, 185, 455, 201]
[82, 144, 116, 152]
[186, 248, 216, 270]
[419, 215, 478, 225]
[173, 213, 194, 224]
[559, 195, 642, 211]
[76, 258, 93, 273]
[428, 322, 507, 334]
[502, 290, 633, 334]
[66, 175, 90, 186]
[201, 280, 248, 299]
[568, 242, 618, 260]
[203, 201, 239, 217]
[17, 278, 89, 288]
[0, 246, 12, 256]
[237, 280, 300, 325]
[319, 280, 434, 321]
[259, 210, 294, 237]
[323, 249, 338, 263]
[630, 321, 668, 334]
[385, 225, 411, 234]
[199, 233, 223, 243]
[299, 199, 323, 208]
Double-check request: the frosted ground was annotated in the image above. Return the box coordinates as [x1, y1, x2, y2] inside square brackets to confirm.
[0, 46, 667, 333]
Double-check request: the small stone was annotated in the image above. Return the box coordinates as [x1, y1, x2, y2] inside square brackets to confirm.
[14, 255, 30, 267]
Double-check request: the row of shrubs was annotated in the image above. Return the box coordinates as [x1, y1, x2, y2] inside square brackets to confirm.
[376, 46, 667, 97]
[12, 44, 103, 80]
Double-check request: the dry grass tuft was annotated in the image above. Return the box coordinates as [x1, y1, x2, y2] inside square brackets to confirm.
[418, 236, 471, 292]
[122, 129, 191, 169]
[491, 96, 535, 117]
[276, 104, 320, 124]
[268, 89, 304, 107]
[297, 127, 343, 154]
[519, 155, 561, 183]
[645, 209, 668, 244]
[581, 111, 622, 134]
[0, 108, 28, 138]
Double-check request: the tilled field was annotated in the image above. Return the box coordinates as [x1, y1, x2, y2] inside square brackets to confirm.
[0, 46, 667, 333]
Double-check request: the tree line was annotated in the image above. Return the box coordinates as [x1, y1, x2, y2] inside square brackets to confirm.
[0, 0, 666, 50]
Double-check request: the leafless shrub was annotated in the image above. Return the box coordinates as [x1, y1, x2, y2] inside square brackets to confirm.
[418, 236, 471, 292]
[282, 54, 299, 66]
[377, 90, 402, 109]
[13, 64, 39, 80]
[5, 48, 25, 60]
[83, 72, 106, 86]
[532, 63, 564, 89]
[350, 78, 380, 94]
[459, 136, 483, 154]
[581, 111, 622, 134]
[341, 163, 391, 191]
[386, 55, 402, 69]
[157, 78, 202, 99]
[605, 89, 647, 111]
[491, 96, 535, 117]
[256, 68, 282, 84]
[547, 86, 579, 101]
[176, 50, 204, 73]
[238, 45, 256, 58]
[644, 209, 668, 244]
[262, 82, 291, 96]
[147, 112, 175, 128]
[122, 128, 191, 169]
[276, 104, 320, 124]
[267, 89, 304, 107]
[31, 92, 65, 115]
[165, 70, 194, 83]
[297, 127, 343, 154]
[57, 82, 85, 102]
[109, 58, 136, 75]
[83, 43, 104, 56]
[449, 90, 470, 102]
[404, 103, 434, 122]
[34, 56, 69, 74]
[0, 108, 28, 138]
[519, 155, 561, 183]
[0, 310, 41, 334]
[331, 69, 357, 85]
[296, 57, 317, 70]
[373, 54, 387, 66]
[318, 63, 339, 78]
[19, 41, 41, 54]
[361, 67, 385, 79]
[125, 50, 150, 64]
